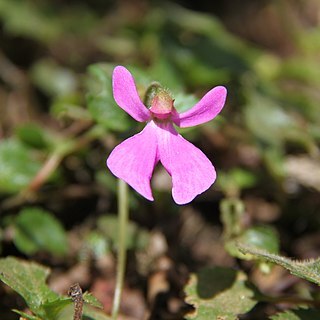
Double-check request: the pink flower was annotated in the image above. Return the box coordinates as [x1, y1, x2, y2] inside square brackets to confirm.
[107, 66, 227, 205]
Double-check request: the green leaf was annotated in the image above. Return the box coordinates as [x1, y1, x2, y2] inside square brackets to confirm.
[244, 93, 297, 147]
[51, 96, 91, 121]
[0, 0, 60, 42]
[53, 303, 74, 320]
[0, 256, 58, 314]
[148, 57, 183, 91]
[46, 294, 106, 320]
[86, 63, 131, 132]
[0, 0, 98, 43]
[227, 225, 279, 260]
[13, 309, 41, 320]
[83, 292, 103, 309]
[83, 305, 112, 320]
[0, 139, 42, 193]
[80, 231, 110, 260]
[264, 147, 286, 180]
[16, 123, 51, 149]
[42, 297, 72, 320]
[237, 244, 320, 285]
[226, 226, 280, 274]
[13, 207, 68, 256]
[173, 92, 198, 114]
[240, 226, 279, 254]
[97, 215, 149, 250]
[31, 59, 78, 97]
[184, 267, 257, 319]
[270, 309, 320, 320]
[218, 168, 257, 195]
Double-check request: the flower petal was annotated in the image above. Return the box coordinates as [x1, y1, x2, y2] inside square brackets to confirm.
[156, 123, 216, 204]
[113, 66, 150, 122]
[173, 86, 227, 128]
[107, 122, 158, 200]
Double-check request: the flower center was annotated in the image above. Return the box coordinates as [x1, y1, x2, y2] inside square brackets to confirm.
[144, 83, 175, 121]
[149, 91, 174, 120]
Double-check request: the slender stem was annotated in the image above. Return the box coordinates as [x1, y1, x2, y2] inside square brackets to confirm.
[112, 179, 129, 319]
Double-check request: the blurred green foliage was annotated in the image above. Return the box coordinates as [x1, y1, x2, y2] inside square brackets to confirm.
[86, 64, 132, 132]
[13, 207, 68, 256]
[271, 309, 320, 320]
[0, 0, 320, 319]
[0, 139, 42, 193]
[184, 267, 257, 319]
[0, 257, 110, 320]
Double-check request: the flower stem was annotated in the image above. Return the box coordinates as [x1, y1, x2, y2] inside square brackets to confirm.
[112, 179, 129, 319]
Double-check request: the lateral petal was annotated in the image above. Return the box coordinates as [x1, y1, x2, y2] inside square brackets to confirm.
[113, 66, 150, 122]
[173, 86, 227, 128]
[106, 122, 158, 201]
[156, 123, 216, 205]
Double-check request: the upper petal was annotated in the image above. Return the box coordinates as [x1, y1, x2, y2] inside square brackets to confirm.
[106, 122, 158, 201]
[156, 122, 216, 205]
[112, 66, 150, 122]
[172, 86, 227, 128]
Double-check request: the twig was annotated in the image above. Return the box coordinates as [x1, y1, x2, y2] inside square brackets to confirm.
[28, 152, 62, 192]
[68, 283, 84, 320]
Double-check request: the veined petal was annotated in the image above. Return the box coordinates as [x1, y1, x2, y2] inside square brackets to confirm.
[107, 122, 158, 200]
[156, 122, 216, 205]
[173, 86, 227, 128]
[113, 66, 150, 122]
